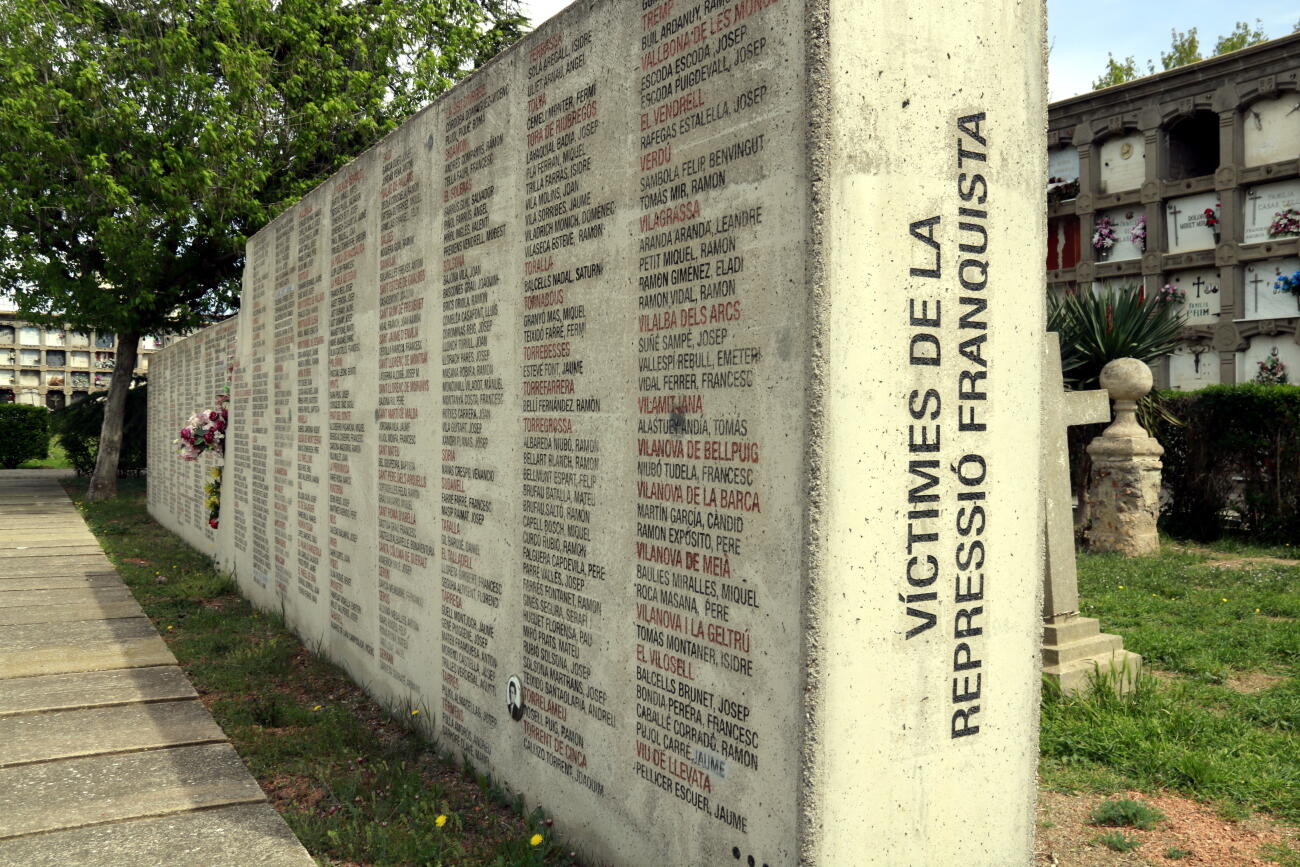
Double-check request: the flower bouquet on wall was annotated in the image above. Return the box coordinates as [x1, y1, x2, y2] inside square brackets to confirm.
[1157, 283, 1186, 305]
[1204, 204, 1220, 243]
[1275, 269, 1300, 313]
[1268, 207, 1300, 240]
[1254, 347, 1288, 385]
[1130, 214, 1147, 252]
[1092, 215, 1117, 261]
[176, 390, 229, 528]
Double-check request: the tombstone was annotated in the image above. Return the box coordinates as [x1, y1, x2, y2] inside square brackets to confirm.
[1243, 180, 1300, 246]
[1238, 338, 1300, 384]
[1167, 345, 1220, 391]
[1166, 267, 1220, 326]
[1097, 133, 1144, 193]
[1243, 259, 1300, 321]
[147, 2, 1051, 863]
[1165, 192, 1219, 253]
[1243, 96, 1300, 168]
[1041, 335, 1143, 694]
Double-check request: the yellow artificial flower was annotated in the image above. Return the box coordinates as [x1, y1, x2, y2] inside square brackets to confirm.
[530, 834, 543, 847]
[436, 815, 448, 828]
[411, 709, 420, 716]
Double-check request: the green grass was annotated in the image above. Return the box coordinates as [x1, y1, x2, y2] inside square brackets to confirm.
[1087, 797, 1165, 830]
[66, 479, 578, 867]
[1093, 831, 1142, 852]
[1164, 846, 1192, 860]
[18, 435, 71, 469]
[1042, 542, 1300, 825]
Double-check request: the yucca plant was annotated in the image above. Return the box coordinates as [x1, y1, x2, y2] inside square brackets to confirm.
[1048, 284, 1185, 391]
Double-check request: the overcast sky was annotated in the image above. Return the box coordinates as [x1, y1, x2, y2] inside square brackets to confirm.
[519, 0, 1299, 101]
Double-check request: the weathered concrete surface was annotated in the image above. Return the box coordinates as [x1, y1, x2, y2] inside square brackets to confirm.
[0, 574, 122, 591]
[0, 666, 196, 716]
[0, 699, 227, 767]
[0, 473, 312, 866]
[0, 804, 310, 867]
[0, 598, 145, 625]
[0, 743, 267, 838]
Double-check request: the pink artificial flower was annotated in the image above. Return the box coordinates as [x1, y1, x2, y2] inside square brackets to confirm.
[180, 427, 194, 442]
[208, 518, 219, 529]
[204, 429, 216, 444]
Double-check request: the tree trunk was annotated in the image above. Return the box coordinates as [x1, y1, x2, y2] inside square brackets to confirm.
[86, 330, 140, 501]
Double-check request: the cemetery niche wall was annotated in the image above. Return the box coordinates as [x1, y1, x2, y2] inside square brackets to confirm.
[149, 0, 1049, 863]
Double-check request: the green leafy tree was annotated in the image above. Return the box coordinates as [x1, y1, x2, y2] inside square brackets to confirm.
[1214, 20, 1268, 55]
[0, 0, 524, 499]
[1093, 53, 1148, 90]
[1161, 28, 1202, 70]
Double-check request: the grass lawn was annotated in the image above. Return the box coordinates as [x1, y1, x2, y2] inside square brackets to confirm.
[18, 435, 71, 469]
[65, 478, 575, 867]
[1041, 541, 1300, 839]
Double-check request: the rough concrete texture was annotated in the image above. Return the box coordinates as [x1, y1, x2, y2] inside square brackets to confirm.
[0, 666, 196, 716]
[146, 0, 1049, 862]
[0, 804, 310, 867]
[0, 700, 227, 767]
[0, 473, 312, 865]
[0, 743, 267, 838]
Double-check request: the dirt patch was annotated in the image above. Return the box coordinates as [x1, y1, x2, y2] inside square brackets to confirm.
[1225, 671, 1289, 694]
[263, 772, 328, 810]
[1036, 790, 1298, 866]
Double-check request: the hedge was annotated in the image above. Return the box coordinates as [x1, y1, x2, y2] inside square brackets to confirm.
[1156, 384, 1300, 543]
[0, 404, 50, 468]
[51, 380, 148, 476]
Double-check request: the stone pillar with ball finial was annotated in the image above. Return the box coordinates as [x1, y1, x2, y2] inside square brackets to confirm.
[1085, 358, 1164, 556]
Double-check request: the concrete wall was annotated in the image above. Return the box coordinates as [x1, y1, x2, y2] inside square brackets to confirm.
[150, 1, 1048, 862]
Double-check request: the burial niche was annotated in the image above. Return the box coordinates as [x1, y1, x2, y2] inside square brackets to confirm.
[1165, 111, 1219, 181]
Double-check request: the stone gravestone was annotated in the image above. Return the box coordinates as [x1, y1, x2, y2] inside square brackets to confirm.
[148, 1, 1049, 863]
[1041, 334, 1142, 694]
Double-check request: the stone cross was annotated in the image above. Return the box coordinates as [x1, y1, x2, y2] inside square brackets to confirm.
[1166, 203, 1181, 245]
[1191, 275, 1205, 298]
[1041, 332, 1111, 620]
[1247, 188, 1261, 226]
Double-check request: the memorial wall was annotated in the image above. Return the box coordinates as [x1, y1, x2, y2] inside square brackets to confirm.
[150, 0, 1049, 862]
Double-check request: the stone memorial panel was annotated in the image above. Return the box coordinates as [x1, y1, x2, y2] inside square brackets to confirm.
[1167, 346, 1220, 390]
[1237, 335, 1300, 384]
[1166, 267, 1220, 325]
[1048, 145, 1079, 184]
[1094, 206, 1143, 262]
[1243, 180, 1300, 246]
[1243, 97, 1300, 168]
[150, 1, 1049, 863]
[1165, 191, 1218, 254]
[1242, 258, 1300, 321]
[1098, 132, 1144, 193]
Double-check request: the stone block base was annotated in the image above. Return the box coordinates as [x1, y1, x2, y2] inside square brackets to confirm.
[1043, 615, 1142, 695]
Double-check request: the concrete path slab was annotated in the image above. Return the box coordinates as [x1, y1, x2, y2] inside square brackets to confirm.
[0, 556, 118, 577]
[0, 587, 136, 608]
[0, 803, 310, 866]
[0, 574, 124, 591]
[0, 599, 145, 625]
[0, 475, 313, 865]
[0, 666, 196, 716]
[0, 699, 227, 767]
[0, 743, 267, 838]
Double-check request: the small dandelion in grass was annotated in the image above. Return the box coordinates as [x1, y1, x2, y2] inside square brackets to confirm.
[1118, 585, 1124, 589]
[166, 625, 174, 631]
[435, 815, 448, 828]
[1221, 598, 1228, 602]
[312, 705, 322, 711]
[410, 709, 419, 716]
[530, 833, 544, 846]
[1255, 608, 1261, 613]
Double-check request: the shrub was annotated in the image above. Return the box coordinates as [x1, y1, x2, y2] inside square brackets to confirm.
[51, 379, 148, 476]
[1094, 831, 1142, 852]
[1157, 384, 1300, 543]
[0, 404, 50, 468]
[1088, 798, 1165, 830]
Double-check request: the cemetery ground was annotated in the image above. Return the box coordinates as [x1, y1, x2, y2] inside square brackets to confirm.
[62, 478, 1299, 867]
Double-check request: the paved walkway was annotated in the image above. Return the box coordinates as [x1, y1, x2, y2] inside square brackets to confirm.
[0, 471, 313, 866]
